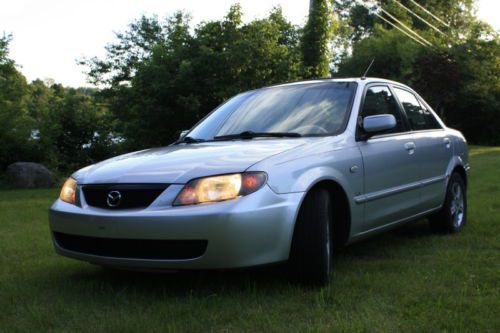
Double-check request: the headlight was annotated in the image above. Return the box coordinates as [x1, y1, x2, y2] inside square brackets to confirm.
[59, 178, 77, 204]
[173, 172, 267, 206]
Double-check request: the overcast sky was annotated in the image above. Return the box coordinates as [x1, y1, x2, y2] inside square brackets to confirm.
[1, 0, 498, 87]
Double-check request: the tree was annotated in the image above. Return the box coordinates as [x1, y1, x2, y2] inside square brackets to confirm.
[0, 35, 34, 169]
[302, 0, 334, 78]
[335, 0, 500, 144]
[417, 23, 500, 144]
[28, 80, 117, 172]
[336, 26, 423, 80]
[333, 0, 500, 144]
[83, 15, 167, 86]
[332, 0, 477, 45]
[82, 5, 303, 149]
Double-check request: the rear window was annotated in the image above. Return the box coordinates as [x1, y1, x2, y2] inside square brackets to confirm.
[393, 88, 441, 130]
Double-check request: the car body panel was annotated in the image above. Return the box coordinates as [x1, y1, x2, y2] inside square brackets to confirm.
[356, 132, 422, 230]
[50, 185, 304, 269]
[248, 134, 364, 236]
[73, 140, 308, 184]
[411, 130, 453, 209]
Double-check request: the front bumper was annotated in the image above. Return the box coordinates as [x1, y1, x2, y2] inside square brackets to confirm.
[49, 184, 304, 269]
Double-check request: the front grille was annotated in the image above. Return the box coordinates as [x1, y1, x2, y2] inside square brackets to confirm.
[53, 232, 208, 260]
[82, 184, 168, 209]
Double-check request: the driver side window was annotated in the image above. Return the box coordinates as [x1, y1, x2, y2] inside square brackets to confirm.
[361, 86, 405, 134]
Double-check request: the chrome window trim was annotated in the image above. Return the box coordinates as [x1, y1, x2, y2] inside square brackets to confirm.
[409, 128, 446, 134]
[365, 131, 413, 141]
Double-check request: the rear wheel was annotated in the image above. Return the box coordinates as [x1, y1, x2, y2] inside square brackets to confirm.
[429, 173, 467, 233]
[289, 188, 332, 285]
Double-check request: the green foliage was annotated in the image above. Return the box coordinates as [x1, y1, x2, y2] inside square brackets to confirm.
[83, 5, 303, 149]
[437, 25, 500, 144]
[332, 0, 476, 44]
[27, 80, 118, 172]
[0, 35, 117, 172]
[335, 1, 500, 144]
[336, 26, 423, 80]
[0, 35, 35, 169]
[0, 35, 13, 64]
[83, 15, 167, 86]
[301, 0, 334, 78]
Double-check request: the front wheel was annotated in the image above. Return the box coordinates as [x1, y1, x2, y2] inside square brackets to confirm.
[289, 188, 332, 285]
[429, 173, 467, 233]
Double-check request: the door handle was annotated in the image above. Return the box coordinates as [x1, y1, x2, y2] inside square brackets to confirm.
[444, 137, 451, 148]
[404, 142, 416, 155]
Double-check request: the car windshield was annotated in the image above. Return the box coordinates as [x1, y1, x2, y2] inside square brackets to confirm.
[185, 82, 357, 141]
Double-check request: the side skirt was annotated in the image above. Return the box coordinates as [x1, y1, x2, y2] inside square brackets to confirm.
[347, 205, 441, 244]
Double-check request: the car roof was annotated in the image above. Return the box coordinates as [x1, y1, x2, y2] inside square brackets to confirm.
[276, 77, 403, 86]
[241, 78, 415, 97]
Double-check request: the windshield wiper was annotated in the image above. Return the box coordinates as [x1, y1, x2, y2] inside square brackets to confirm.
[214, 130, 302, 141]
[175, 136, 206, 144]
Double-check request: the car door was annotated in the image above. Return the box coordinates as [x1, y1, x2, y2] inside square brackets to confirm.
[356, 85, 422, 231]
[392, 87, 452, 211]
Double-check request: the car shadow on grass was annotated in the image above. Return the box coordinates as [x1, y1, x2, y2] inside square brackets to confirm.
[334, 220, 440, 260]
[55, 219, 437, 296]
[67, 262, 292, 297]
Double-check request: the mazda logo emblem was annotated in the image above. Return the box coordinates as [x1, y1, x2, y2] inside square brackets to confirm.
[106, 190, 122, 207]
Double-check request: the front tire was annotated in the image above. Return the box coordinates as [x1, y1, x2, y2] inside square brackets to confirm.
[429, 173, 467, 233]
[289, 188, 332, 285]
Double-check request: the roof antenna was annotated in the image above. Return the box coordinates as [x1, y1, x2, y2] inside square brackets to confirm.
[361, 58, 375, 80]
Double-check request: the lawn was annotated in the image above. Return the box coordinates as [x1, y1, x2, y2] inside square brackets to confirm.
[1, 146, 499, 332]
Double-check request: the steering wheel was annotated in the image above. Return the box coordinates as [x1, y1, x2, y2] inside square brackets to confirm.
[294, 125, 329, 135]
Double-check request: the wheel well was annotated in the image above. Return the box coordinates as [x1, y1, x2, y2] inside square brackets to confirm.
[311, 180, 351, 248]
[452, 165, 467, 188]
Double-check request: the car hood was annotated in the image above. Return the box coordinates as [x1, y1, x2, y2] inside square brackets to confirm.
[73, 139, 309, 184]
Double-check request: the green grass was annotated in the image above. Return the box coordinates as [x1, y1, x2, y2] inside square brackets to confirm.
[1, 146, 499, 332]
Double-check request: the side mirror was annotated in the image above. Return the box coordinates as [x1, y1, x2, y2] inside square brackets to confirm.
[363, 114, 396, 134]
[179, 130, 189, 140]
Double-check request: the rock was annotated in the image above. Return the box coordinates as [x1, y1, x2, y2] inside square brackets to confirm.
[5, 162, 56, 188]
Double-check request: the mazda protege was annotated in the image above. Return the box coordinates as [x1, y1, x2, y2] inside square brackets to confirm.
[49, 78, 469, 284]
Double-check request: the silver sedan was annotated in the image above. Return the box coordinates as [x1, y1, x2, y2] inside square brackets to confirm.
[49, 78, 469, 284]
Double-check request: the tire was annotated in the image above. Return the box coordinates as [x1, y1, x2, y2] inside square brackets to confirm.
[429, 173, 467, 233]
[289, 188, 333, 285]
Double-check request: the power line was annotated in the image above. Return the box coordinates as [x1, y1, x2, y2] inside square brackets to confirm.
[356, 0, 436, 49]
[378, 7, 434, 47]
[392, 0, 445, 36]
[408, 0, 450, 28]
[370, 10, 429, 48]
